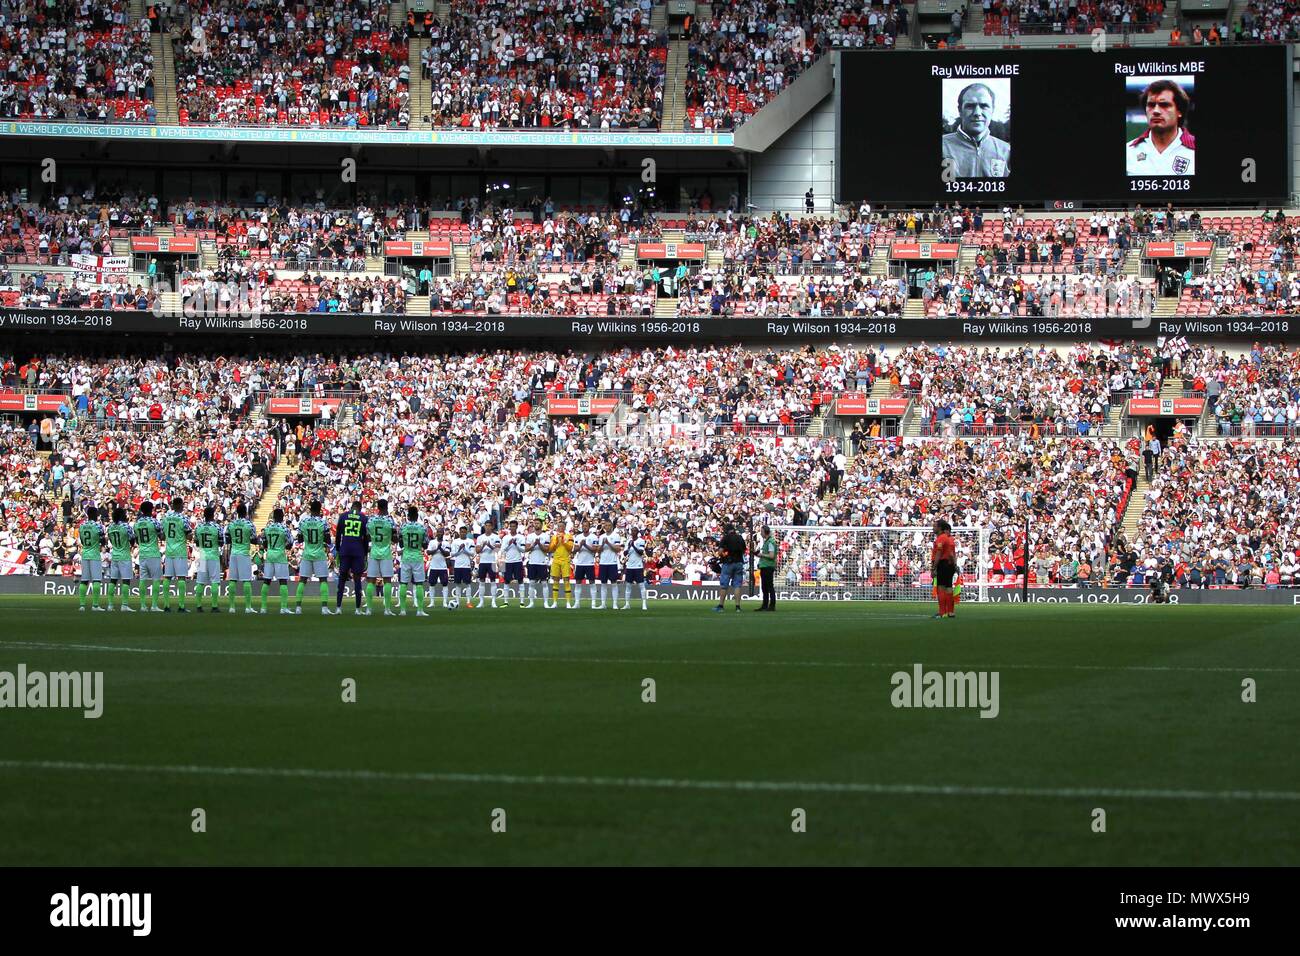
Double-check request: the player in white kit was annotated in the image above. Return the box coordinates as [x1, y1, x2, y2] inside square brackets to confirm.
[426, 528, 452, 608]
[596, 521, 623, 610]
[523, 519, 550, 608]
[622, 527, 649, 610]
[570, 526, 601, 609]
[499, 520, 525, 606]
[450, 525, 475, 608]
[474, 522, 503, 608]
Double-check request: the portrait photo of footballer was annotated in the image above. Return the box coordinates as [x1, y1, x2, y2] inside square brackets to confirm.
[1125, 75, 1196, 176]
[940, 78, 1011, 178]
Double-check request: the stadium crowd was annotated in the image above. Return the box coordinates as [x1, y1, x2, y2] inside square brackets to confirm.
[0, 0, 154, 121]
[419, 0, 665, 130]
[682, 0, 908, 130]
[174, 0, 410, 127]
[879, 343, 1160, 437]
[1122, 434, 1300, 588]
[3, 342, 1299, 587]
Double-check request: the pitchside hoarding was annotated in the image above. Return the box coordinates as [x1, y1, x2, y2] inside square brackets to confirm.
[3, 578, 1298, 605]
[2, 308, 1297, 340]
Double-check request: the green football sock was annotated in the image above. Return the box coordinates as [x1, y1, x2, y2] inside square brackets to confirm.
[279, 583, 289, 609]
[415, 585, 425, 608]
[365, 582, 376, 608]
[78, 582, 87, 608]
[319, 581, 329, 606]
[398, 584, 407, 608]
[244, 582, 253, 609]
[260, 583, 269, 611]
[177, 581, 187, 608]
[295, 581, 305, 606]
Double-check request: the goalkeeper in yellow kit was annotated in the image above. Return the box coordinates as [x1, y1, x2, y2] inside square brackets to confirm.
[547, 522, 574, 609]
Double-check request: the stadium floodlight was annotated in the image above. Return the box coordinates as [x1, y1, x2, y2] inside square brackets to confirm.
[769, 525, 990, 604]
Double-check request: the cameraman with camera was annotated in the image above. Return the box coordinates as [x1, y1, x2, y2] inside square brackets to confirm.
[713, 521, 748, 613]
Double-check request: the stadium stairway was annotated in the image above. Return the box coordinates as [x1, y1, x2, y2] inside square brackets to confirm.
[1118, 472, 1151, 544]
[388, 2, 405, 28]
[868, 243, 891, 277]
[958, 244, 979, 274]
[902, 299, 927, 318]
[253, 458, 297, 527]
[1211, 243, 1231, 275]
[406, 295, 430, 315]
[1197, 401, 1217, 439]
[662, 40, 689, 131]
[652, 3, 668, 33]
[435, 2, 450, 23]
[869, 378, 894, 400]
[1098, 400, 1126, 439]
[620, 246, 637, 268]
[408, 37, 433, 130]
[1160, 377, 1185, 400]
[1152, 297, 1179, 319]
[654, 296, 678, 317]
[157, 290, 181, 315]
[151, 31, 179, 125]
[453, 243, 472, 274]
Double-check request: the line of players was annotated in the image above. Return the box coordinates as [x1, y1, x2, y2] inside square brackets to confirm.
[71, 497, 651, 615]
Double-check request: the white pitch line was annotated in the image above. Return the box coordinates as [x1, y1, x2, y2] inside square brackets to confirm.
[0, 639, 1297, 674]
[0, 758, 1296, 803]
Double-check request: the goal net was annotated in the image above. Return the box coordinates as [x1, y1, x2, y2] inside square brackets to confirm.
[768, 525, 990, 603]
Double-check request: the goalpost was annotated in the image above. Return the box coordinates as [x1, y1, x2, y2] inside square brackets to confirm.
[768, 525, 990, 603]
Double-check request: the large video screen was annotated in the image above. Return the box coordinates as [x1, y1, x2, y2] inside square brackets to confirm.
[836, 46, 1292, 205]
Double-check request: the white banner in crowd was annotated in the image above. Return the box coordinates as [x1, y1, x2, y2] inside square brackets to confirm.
[71, 255, 130, 284]
[0, 546, 30, 574]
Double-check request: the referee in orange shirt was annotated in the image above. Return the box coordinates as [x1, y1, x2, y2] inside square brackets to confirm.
[931, 519, 958, 619]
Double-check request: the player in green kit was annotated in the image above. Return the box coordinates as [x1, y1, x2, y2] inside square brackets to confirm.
[397, 505, 430, 617]
[134, 501, 165, 612]
[260, 507, 294, 615]
[106, 507, 137, 612]
[77, 505, 106, 611]
[225, 501, 258, 614]
[366, 498, 397, 615]
[296, 500, 334, 615]
[193, 506, 225, 613]
[161, 496, 192, 612]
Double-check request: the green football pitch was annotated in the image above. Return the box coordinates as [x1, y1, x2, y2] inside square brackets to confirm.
[0, 596, 1296, 866]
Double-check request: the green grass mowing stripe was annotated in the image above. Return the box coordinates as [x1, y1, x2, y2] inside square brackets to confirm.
[2, 758, 1298, 802]
[2, 639, 1297, 674]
